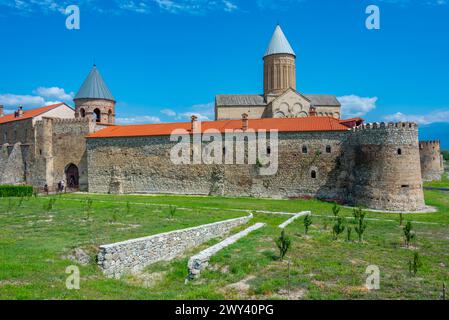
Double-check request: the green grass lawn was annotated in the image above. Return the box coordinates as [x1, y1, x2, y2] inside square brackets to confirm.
[0, 191, 448, 300]
[424, 172, 449, 189]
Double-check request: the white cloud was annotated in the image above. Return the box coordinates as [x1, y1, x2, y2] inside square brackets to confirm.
[160, 108, 177, 117]
[116, 115, 162, 124]
[117, 1, 150, 13]
[338, 95, 377, 118]
[0, 86, 73, 112]
[223, 0, 238, 12]
[384, 110, 449, 125]
[34, 87, 74, 101]
[0, 94, 46, 107]
[178, 102, 214, 121]
[0, 0, 239, 15]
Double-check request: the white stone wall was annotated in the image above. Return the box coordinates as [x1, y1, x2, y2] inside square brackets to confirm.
[97, 214, 253, 278]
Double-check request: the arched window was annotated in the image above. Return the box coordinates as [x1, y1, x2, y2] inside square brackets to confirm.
[80, 108, 86, 118]
[326, 145, 332, 153]
[94, 108, 101, 123]
[108, 109, 113, 123]
[267, 147, 271, 155]
[302, 146, 308, 154]
[311, 170, 317, 179]
[397, 148, 402, 155]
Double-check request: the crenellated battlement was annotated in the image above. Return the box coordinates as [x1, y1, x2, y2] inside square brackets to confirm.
[419, 140, 441, 146]
[35, 117, 90, 127]
[351, 122, 418, 132]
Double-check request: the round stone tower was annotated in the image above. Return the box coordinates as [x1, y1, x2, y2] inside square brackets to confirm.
[345, 122, 425, 211]
[419, 140, 444, 181]
[263, 25, 296, 97]
[74, 65, 116, 124]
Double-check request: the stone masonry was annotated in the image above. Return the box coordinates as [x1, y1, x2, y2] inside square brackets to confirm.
[97, 213, 253, 278]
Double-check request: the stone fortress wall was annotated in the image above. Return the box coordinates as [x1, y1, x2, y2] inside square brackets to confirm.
[86, 121, 426, 212]
[419, 140, 445, 181]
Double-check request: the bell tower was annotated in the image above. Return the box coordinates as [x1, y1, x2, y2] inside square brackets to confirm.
[74, 65, 116, 124]
[263, 25, 296, 98]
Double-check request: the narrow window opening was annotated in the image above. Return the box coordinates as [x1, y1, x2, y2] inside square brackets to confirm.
[311, 170, 317, 179]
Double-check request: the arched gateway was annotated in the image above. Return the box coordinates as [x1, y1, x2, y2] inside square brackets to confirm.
[65, 163, 80, 189]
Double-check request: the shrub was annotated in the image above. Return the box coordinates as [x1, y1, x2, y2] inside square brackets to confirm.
[276, 229, 291, 261]
[332, 203, 341, 217]
[85, 199, 93, 219]
[0, 185, 33, 198]
[6, 199, 15, 213]
[332, 216, 345, 240]
[408, 251, 422, 277]
[43, 198, 57, 213]
[347, 226, 352, 242]
[403, 221, 416, 247]
[168, 205, 177, 220]
[303, 215, 312, 235]
[353, 207, 367, 242]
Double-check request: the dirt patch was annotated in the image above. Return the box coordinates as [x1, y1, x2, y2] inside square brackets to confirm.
[128, 271, 167, 288]
[0, 279, 30, 287]
[223, 275, 256, 295]
[275, 288, 307, 300]
[63, 247, 93, 266]
[342, 286, 370, 295]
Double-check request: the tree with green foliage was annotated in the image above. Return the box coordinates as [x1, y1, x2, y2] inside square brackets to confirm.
[408, 251, 422, 277]
[403, 221, 416, 247]
[353, 207, 367, 242]
[303, 215, 312, 235]
[332, 216, 345, 240]
[442, 150, 449, 161]
[276, 229, 291, 261]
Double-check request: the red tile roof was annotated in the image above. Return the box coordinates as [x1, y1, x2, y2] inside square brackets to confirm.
[88, 116, 350, 139]
[0, 103, 66, 125]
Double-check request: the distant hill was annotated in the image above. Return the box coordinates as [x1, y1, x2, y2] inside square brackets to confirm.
[419, 123, 449, 150]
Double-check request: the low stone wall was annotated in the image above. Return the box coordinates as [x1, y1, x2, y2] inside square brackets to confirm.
[188, 222, 266, 279]
[278, 211, 310, 229]
[97, 214, 253, 278]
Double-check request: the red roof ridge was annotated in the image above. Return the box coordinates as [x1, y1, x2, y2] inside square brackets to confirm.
[88, 116, 350, 139]
[0, 103, 67, 125]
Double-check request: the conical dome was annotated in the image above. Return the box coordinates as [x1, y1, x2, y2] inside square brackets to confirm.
[74, 65, 115, 101]
[264, 25, 296, 58]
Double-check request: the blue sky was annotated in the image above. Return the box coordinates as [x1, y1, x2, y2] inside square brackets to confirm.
[0, 0, 448, 147]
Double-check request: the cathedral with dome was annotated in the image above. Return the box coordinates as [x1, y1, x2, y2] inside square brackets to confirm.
[215, 25, 341, 120]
